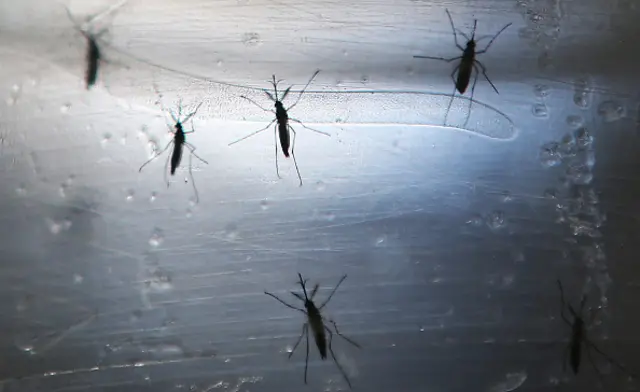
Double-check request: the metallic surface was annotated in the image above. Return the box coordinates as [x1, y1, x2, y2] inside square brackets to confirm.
[0, 0, 639, 391]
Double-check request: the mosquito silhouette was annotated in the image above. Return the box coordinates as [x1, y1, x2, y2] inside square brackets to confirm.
[414, 9, 511, 128]
[63, 0, 128, 89]
[228, 70, 330, 186]
[557, 279, 636, 380]
[139, 88, 208, 203]
[265, 273, 361, 388]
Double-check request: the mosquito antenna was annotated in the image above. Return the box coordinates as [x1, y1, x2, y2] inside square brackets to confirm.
[445, 9, 462, 50]
[477, 22, 513, 53]
[471, 19, 478, 41]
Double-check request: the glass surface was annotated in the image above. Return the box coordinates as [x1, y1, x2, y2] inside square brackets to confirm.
[0, 0, 639, 391]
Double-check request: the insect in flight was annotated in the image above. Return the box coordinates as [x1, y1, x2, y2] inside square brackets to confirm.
[63, 0, 128, 90]
[557, 279, 636, 380]
[413, 9, 511, 128]
[265, 273, 361, 388]
[139, 87, 208, 204]
[228, 70, 330, 186]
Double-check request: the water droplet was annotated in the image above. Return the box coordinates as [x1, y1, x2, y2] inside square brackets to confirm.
[101, 133, 112, 147]
[500, 191, 513, 203]
[543, 188, 558, 199]
[533, 84, 549, 98]
[322, 211, 336, 221]
[467, 213, 483, 226]
[342, 49, 349, 56]
[241, 32, 261, 47]
[486, 210, 506, 230]
[511, 250, 525, 263]
[73, 274, 84, 284]
[59, 183, 68, 198]
[47, 218, 72, 234]
[532, 103, 548, 118]
[126, 189, 135, 202]
[573, 127, 593, 149]
[216, 60, 223, 67]
[149, 228, 164, 247]
[16, 184, 26, 196]
[419, 326, 425, 332]
[260, 199, 268, 210]
[146, 268, 173, 292]
[566, 115, 583, 129]
[316, 181, 325, 191]
[375, 235, 387, 246]
[224, 223, 239, 240]
[573, 92, 590, 108]
[361, 75, 369, 83]
[150, 192, 157, 202]
[60, 102, 71, 114]
[185, 208, 192, 218]
[597, 100, 626, 122]
[539, 142, 562, 167]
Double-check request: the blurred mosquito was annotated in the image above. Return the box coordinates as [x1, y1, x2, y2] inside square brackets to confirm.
[557, 279, 636, 380]
[413, 9, 511, 128]
[265, 273, 360, 388]
[139, 86, 208, 203]
[228, 70, 330, 186]
[63, 0, 128, 89]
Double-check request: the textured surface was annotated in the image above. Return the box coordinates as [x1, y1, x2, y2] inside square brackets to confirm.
[0, 0, 639, 391]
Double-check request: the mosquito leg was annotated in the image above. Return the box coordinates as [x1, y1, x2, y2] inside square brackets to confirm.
[585, 343, 605, 382]
[476, 22, 513, 54]
[304, 323, 310, 385]
[164, 146, 172, 188]
[463, 68, 480, 129]
[584, 338, 638, 378]
[274, 125, 281, 180]
[324, 325, 353, 389]
[413, 55, 462, 63]
[556, 280, 573, 326]
[289, 323, 308, 359]
[318, 275, 347, 310]
[444, 9, 465, 51]
[309, 284, 320, 300]
[474, 60, 499, 94]
[240, 95, 275, 114]
[289, 118, 330, 137]
[264, 291, 306, 314]
[188, 152, 200, 204]
[327, 319, 361, 348]
[289, 127, 303, 187]
[139, 141, 172, 172]
[228, 119, 275, 146]
[562, 344, 570, 373]
[185, 142, 209, 165]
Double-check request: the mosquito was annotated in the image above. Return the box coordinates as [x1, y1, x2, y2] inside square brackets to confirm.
[63, 0, 128, 89]
[413, 9, 511, 128]
[228, 70, 330, 186]
[265, 273, 361, 388]
[557, 279, 636, 380]
[139, 87, 208, 204]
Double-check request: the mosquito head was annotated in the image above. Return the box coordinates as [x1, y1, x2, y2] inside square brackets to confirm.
[274, 100, 285, 111]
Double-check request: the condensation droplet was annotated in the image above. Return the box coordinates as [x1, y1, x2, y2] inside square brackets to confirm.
[260, 199, 268, 210]
[316, 181, 325, 191]
[566, 115, 584, 129]
[532, 103, 549, 118]
[543, 188, 558, 199]
[323, 211, 336, 221]
[16, 184, 26, 196]
[486, 210, 506, 230]
[47, 218, 72, 234]
[241, 32, 261, 47]
[149, 228, 164, 247]
[573, 92, 590, 108]
[375, 235, 387, 246]
[185, 208, 192, 218]
[342, 49, 349, 56]
[533, 84, 549, 98]
[500, 191, 513, 202]
[60, 102, 71, 114]
[146, 268, 173, 292]
[150, 192, 157, 202]
[419, 326, 425, 332]
[73, 273, 84, 284]
[59, 183, 68, 198]
[573, 127, 593, 149]
[539, 142, 562, 167]
[597, 100, 626, 122]
[126, 189, 135, 202]
[217, 60, 223, 67]
[467, 213, 483, 226]
[101, 133, 112, 147]
[224, 223, 239, 240]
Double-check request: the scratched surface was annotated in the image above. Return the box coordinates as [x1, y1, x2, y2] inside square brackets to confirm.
[0, 0, 639, 391]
